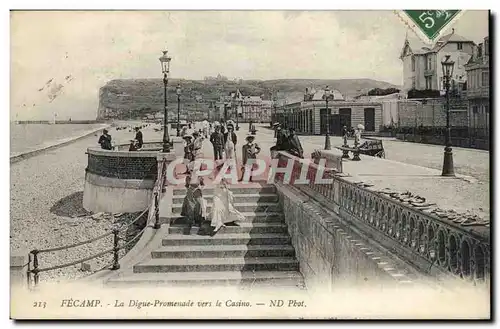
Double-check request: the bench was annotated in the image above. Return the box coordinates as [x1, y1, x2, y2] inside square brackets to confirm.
[336, 139, 385, 161]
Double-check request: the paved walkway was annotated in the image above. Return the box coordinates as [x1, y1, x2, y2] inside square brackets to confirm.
[227, 125, 489, 220]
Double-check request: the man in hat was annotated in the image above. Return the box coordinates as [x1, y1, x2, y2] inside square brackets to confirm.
[134, 127, 143, 149]
[240, 135, 261, 182]
[287, 128, 304, 158]
[98, 129, 112, 150]
[210, 125, 225, 161]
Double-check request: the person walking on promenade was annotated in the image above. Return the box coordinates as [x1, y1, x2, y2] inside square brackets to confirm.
[192, 131, 206, 172]
[180, 126, 188, 138]
[287, 128, 304, 158]
[210, 125, 225, 161]
[98, 129, 113, 150]
[210, 178, 245, 233]
[134, 127, 143, 149]
[224, 124, 238, 160]
[240, 135, 261, 182]
[182, 135, 194, 175]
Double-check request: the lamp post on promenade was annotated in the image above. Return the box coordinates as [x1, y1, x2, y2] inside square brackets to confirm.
[273, 92, 278, 137]
[159, 50, 172, 153]
[176, 84, 181, 137]
[236, 99, 241, 131]
[323, 86, 333, 150]
[441, 55, 456, 177]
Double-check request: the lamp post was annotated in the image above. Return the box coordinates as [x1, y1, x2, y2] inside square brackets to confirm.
[236, 99, 241, 131]
[273, 92, 278, 137]
[159, 50, 172, 153]
[323, 86, 333, 150]
[208, 101, 212, 121]
[441, 55, 456, 177]
[176, 84, 181, 137]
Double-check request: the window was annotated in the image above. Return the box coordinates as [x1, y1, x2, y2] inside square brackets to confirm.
[411, 77, 416, 89]
[473, 106, 478, 114]
[425, 76, 432, 89]
[485, 105, 489, 113]
[481, 71, 489, 87]
[411, 56, 415, 72]
[426, 56, 432, 70]
[457, 43, 463, 50]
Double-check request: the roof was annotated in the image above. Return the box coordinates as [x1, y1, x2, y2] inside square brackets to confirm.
[311, 89, 344, 101]
[401, 29, 475, 59]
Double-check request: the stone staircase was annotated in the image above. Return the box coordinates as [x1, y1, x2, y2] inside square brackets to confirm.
[106, 182, 305, 289]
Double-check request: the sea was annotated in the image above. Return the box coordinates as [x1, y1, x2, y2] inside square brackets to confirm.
[10, 123, 107, 155]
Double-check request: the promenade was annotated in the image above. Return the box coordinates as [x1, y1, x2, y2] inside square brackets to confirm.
[216, 124, 488, 220]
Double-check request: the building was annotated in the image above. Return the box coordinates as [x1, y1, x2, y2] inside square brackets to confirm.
[465, 36, 490, 141]
[276, 87, 383, 135]
[400, 29, 475, 95]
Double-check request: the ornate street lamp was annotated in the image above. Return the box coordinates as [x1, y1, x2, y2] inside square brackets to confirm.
[273, 92, 278, 137]
[176, 84, 181, 137]
[236, 99, 241, 131]
[441, 55, 455, 177]
[323, 86, 334, 150]
[159, 50, 172, 153]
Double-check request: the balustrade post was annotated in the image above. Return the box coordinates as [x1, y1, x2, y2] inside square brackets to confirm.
[111, 228, 121, 270]
[153, 192, 161, 229]
[30, 250, 40, 286]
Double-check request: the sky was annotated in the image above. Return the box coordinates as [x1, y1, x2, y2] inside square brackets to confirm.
[10, 10, 489, 120]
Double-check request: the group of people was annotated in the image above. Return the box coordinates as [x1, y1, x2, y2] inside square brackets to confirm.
[270, 123, 304, 159]
[182, 121, 261, 181]
[97, 127, 144, 151]
[180, 177, 245, 234]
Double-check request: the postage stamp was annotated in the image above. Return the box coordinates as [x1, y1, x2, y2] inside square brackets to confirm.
[395, 10, 465, 45]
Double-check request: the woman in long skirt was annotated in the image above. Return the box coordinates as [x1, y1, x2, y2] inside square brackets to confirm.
[210, 179, 245, 233]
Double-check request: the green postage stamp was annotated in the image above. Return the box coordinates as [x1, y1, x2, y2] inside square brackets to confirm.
[396, 10, 464, 45]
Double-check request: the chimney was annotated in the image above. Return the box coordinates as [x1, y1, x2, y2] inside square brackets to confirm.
[478, 43, 483, 59]
[484, 37, 489, 56]
[304, 88, 309, 101]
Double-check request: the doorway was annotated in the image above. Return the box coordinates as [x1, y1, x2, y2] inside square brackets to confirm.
[364, 108, 375, 132]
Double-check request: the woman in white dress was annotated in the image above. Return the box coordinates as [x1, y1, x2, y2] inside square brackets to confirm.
[210, 179, 246, 233]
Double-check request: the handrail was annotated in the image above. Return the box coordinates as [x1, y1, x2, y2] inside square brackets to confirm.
[26, 156, 169, 288]
[275, 151, 490, 283]
[27, 208, 149, 287]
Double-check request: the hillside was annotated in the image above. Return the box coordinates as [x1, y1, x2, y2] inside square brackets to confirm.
[98, 78, 399, 120]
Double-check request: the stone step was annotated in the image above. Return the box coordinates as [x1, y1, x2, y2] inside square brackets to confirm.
[133, 257, 300, 273]
[168, 222, 288, 235]
[162, 233, 292, 246]
[163, 212, 285, 225]
[151, 244, 296, 259]
[106, 271, 304, 288]
[171, 193, 278, 205]
[171, 202, 281, 214]
[172, 184, 276, 196]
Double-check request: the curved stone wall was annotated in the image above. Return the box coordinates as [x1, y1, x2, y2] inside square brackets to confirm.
[83, 147, 159, 213]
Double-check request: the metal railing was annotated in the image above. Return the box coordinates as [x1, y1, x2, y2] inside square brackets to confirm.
[26, 158, 168, 287]
[275, 152, 490, 283]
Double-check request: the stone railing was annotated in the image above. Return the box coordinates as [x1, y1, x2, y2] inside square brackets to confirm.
[275, 151, 490, 283]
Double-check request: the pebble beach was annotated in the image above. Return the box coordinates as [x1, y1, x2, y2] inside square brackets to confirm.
[10, 123, 161, 282]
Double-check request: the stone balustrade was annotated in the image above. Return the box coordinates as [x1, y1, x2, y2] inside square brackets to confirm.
[275, 151, 490, 284]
